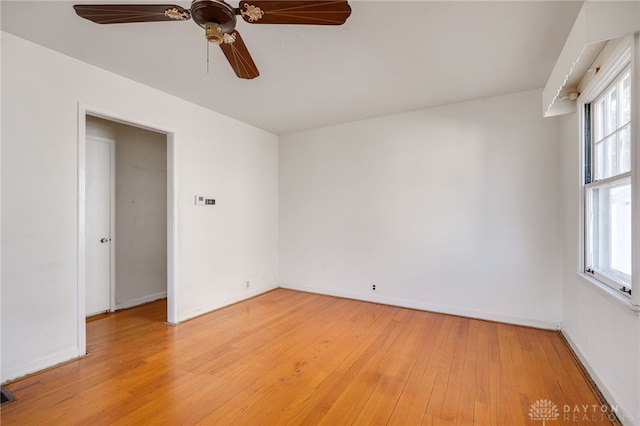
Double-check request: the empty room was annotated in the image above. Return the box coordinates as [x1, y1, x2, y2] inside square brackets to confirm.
[1, 1, 639, 425]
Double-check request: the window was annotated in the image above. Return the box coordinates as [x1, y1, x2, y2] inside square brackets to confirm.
[584, 65, 632, 295]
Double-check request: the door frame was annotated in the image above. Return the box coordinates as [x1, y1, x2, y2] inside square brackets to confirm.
[85, 135, 116, 314]
[77, 103, 178, 355]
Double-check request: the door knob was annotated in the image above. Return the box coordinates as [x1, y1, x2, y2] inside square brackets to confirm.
[100, 238, 109, 243]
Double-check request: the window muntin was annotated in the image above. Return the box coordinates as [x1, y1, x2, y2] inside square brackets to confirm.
[585, 66, 632, 295]
[592, 69, 631, 180]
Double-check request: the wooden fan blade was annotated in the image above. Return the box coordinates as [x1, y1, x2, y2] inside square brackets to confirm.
[219, 31, 260, 79]
[238, 1, 351, 25]
[73, 4, 191, 24]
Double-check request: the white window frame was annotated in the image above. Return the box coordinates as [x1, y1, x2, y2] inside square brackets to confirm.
[579, 33, 640, 307]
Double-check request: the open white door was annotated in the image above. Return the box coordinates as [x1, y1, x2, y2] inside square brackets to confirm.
[85, 136, 114, 316]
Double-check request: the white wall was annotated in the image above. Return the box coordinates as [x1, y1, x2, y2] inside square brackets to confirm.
[1, 33, 279, 381]
[87, 117, 168, 309]
[560, 112, 640, 425]
[114, 122, 167, 308]
[279, 89, 563, 328]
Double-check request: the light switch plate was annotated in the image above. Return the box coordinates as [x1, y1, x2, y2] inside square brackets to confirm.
[195, 195, 205, 206]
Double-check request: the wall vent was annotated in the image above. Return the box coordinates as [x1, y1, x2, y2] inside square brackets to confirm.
[1, 386, 16, 405]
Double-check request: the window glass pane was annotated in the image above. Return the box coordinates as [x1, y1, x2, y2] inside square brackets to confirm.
[595, 141, 605, 180]
[606, 86, 618, 136]
[605, 135, 617, 177]
[620, 71, 631, 125]
[620, 125, 631, 173]
[587, 178, 631, 287]
[595, 99, 605, 141]
[610, 183, 631, 277]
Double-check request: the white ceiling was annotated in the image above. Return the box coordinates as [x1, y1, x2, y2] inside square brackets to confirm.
[1, 0, 582, 134]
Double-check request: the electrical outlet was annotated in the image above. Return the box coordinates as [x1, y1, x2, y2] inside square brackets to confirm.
[246, 281, 250, 289]
[372, 284, 376, 291]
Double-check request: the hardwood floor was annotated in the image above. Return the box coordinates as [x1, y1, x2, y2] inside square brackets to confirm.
[1, 289, 617, 425]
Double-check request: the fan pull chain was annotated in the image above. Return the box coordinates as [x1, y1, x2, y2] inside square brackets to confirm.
[206, 40, 210, 74]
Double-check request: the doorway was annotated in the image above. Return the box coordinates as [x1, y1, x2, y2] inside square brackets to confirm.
[78, 105, 177, 355]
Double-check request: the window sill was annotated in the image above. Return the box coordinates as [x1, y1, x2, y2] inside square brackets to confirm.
[576, 272, 640, 313]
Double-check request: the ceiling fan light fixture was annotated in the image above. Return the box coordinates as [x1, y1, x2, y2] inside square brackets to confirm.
[205, 22, 224, 44]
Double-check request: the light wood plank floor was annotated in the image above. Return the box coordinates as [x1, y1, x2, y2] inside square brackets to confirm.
[1, 289, 617, 425]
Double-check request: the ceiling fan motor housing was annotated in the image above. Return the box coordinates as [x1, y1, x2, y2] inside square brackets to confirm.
[190, 0, 237, 32]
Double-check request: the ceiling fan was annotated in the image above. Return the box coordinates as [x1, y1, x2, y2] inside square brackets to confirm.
[73, 1, 352, 79]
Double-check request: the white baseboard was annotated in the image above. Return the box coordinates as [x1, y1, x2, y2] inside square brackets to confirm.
[115, 291, 167, 311]
[177, 285, 278, 323]
[279, 284, 561, 330]
[2, 346, 82, 384]
[561, 330, 638, 426]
